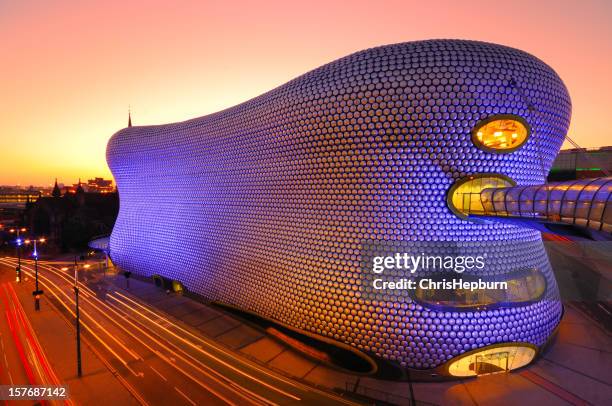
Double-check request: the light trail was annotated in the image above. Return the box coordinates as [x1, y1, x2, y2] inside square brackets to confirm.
[0, 258, 258, 406]
[108, 292, 300, 402]
[107, 295, 275, 405]
[2, 257, 360, 406]
[29, 272, 143, 362]
[30, 261, 274, 405]
[6, 284, 63, 392]
[98, 293, 262, 406]
[5, 280, 73, 406]
[0, 259, 134, 368]
[0, 284, 37, 386]
[3, 265, 149, 406]
[107, 290, 355, 405]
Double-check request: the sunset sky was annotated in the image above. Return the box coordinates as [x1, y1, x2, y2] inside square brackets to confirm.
[1, 0, 611, 186]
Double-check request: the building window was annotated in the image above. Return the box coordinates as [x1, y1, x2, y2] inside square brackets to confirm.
[472, 115, 530, 153]
[413, 268, 547, 310]
[446, 343, 537, 377]
[447, 174, 516, 219]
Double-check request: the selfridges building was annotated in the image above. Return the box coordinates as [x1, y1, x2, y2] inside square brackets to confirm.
[107, 40, 571, 378]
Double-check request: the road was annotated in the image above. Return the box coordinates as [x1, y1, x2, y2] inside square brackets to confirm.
[0, 264, 71, 406]
[0, 257, 359, 406]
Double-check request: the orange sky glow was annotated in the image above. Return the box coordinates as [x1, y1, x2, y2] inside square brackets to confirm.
[1, 0, 611, 186]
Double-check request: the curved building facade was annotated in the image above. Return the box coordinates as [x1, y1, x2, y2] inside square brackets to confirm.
[107, 40, 571, 377]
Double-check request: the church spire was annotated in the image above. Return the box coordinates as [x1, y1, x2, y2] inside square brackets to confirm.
[52, 178, 61, 198]
[76, 178, 84, 194]
[128, 107, 132, 127]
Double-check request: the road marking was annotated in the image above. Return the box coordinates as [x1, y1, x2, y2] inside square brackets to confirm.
[111, 291, 301, 401]
[149, 365, 167, 381]
[6, 259, 253, 406]
[4, 261, 142, 362]
[101, 295, 247, 405]
[4, 310, 13, 332]
[2, 258, 357, 405]
[110, 280, 357, 404]
[0, 261, 147, 406]
[174, 386, 197, 406]
[9, 264, 132, 366]
[114, 369, 150, 406]
[597, 303, 611, 315]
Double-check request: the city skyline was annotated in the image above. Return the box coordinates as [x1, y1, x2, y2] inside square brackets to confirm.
[0, 177, 113, 189]
[1, 0, 611, 185]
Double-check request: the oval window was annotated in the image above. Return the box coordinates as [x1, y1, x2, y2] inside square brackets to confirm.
[472, 115, 530, 153]
[447, 174, 516, 219]
[413, 268, 547, 310]
[446, 343, 537, 377]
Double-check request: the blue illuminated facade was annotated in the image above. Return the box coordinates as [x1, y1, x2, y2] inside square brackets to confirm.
[107, 40, 571, 375]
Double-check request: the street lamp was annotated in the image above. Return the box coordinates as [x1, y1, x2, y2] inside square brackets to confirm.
[124, 271, 132, 290]
[8, 227, 27, 282]
[24, 237, 45, 311]
[74, 256, 82, 377]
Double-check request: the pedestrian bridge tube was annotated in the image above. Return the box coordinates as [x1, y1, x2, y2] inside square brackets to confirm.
[447, 176, 612, 239]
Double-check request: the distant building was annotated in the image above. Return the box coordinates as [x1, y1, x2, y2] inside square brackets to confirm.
[548, 146, 612, 181]
[59, 178, 114, 194]
[0, 185, 45, 209]
[86, 177, 114, 193]
[61, 179, 84, 195]
[24, 180, 118, 251]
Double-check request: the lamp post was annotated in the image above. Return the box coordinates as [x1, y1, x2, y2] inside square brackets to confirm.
[9, 227, 27, 282]
[25, 237, 45, 311]
[124, 271, 132, 290]
[74, 256, 82, 377]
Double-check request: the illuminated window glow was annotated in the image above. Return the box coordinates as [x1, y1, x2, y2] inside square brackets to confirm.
[472, 116, 530, 153]
[447, 174, 516, 218]
[446, 344, 537, 377]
